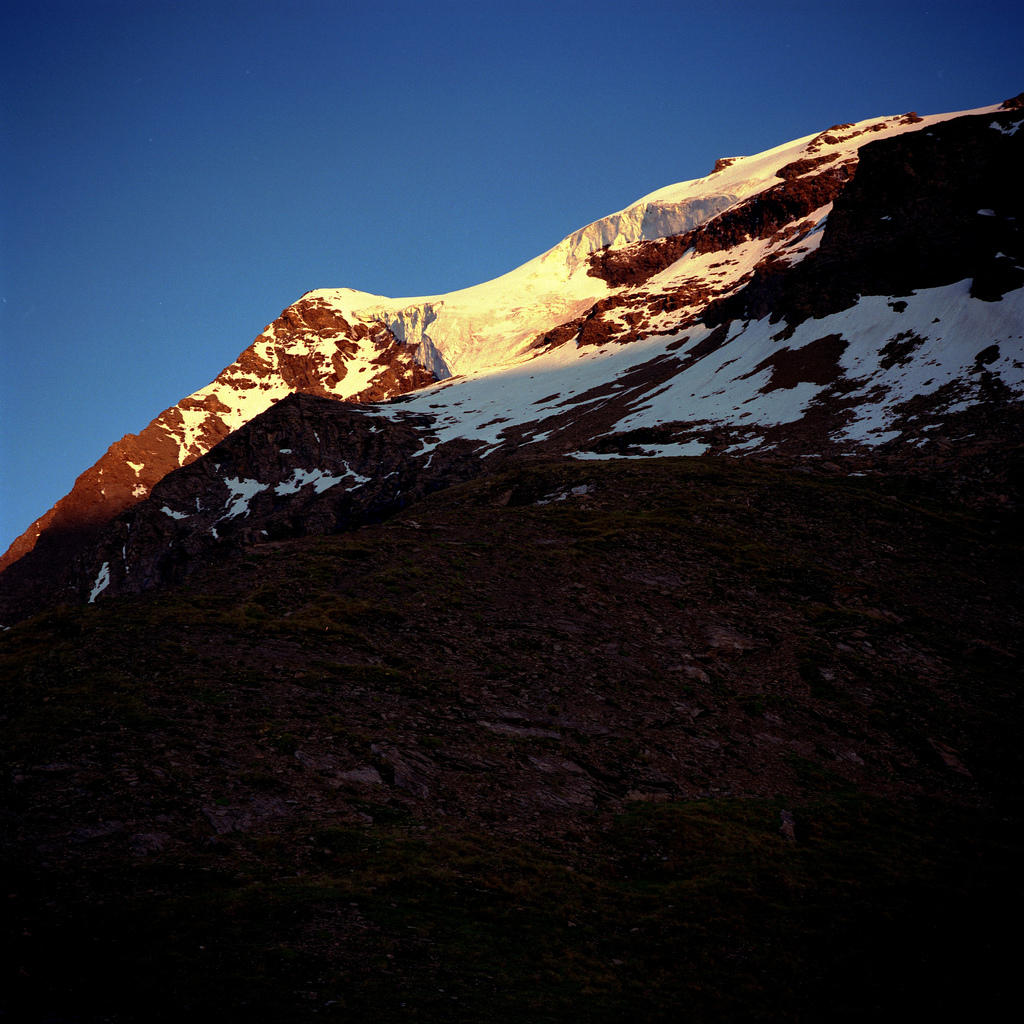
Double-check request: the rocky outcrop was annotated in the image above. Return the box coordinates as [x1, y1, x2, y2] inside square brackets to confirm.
[585, 160, 855, 289]
[531, 156, 854, 352]
[0, 424, 186, 621]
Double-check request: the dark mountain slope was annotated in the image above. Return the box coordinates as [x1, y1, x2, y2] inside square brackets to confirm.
[0, 301, 434, 602]
[1, 393, 473, 622]
[3, 456, 1020, 1022]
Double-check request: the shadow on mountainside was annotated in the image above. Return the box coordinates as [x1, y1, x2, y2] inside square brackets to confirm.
[2, 456, 1021, 1022]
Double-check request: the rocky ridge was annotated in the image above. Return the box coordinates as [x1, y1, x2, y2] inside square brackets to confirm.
[0, 297, 437, 614]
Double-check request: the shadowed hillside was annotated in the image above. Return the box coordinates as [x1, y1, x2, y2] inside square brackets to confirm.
[3, 456, 1020, 1022]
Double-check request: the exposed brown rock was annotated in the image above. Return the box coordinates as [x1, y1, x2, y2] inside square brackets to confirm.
[178, 393, 233, 414]
[740, 334, 849, 392]
[575, 295, 633, 347]
[56, 393, 489, 612]
[679, 322, 731, 366]
[775, 154, 839, 179]
[805, 120, 888, 153]
[528, 318, 586, 353]
[878, 331, 927, 370]
[587, 161, 856, 289]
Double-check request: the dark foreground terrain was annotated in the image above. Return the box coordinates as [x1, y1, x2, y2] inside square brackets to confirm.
[2, 456, 1021, 1022]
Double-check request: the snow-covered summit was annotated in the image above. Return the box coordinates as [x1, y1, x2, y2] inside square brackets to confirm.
[333, 103, 1003, 376]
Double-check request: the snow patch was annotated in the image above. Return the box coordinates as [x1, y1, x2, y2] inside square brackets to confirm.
[535, 483, 596, 504]
[991, 118, 1023, 136]
[342, 464, 372, 485]
[569, 440, 710, 460]
[371, 278, 1023, 459]
[222, 477, 269, 519]
[275, 468, 347, 495]
[88, 563, 110, 603]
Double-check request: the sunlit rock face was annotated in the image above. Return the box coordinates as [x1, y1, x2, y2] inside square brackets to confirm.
[0, 294, 438, 612]
[2, 96, 1022, 623]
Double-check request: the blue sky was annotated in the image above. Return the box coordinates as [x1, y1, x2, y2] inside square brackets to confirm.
[2, 0, 1022, 553]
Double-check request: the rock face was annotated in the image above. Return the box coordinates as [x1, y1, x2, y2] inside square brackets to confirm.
[703, 106, 1024, 327]
[2, 96, 1023, 624]
[584, 158, 857, 289]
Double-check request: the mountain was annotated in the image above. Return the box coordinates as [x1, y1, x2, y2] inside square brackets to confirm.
[2, 96, 1022, 623]
[2, 96, 1023, 1023]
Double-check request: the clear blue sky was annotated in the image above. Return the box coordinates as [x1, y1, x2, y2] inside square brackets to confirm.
[2, 0, 1022, 553]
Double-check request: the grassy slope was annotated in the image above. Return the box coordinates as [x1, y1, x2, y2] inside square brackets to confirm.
[2, 456, 1021, 1022]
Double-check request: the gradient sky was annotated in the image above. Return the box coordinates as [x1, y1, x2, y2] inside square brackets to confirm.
[2, 0, 1022, 554]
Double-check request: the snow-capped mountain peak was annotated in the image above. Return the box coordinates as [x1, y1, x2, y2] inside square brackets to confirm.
[2, 95, 1021, 622]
